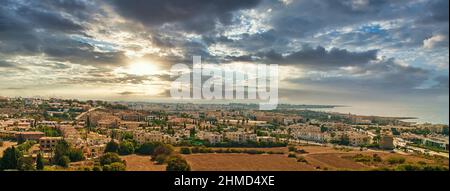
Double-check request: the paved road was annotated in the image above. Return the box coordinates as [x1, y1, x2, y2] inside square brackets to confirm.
[75, 106, 102, 121]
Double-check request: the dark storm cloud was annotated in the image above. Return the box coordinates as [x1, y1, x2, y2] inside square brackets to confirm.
[15, 6, 83, 32]
[432, 75, 449, 90]
[42, 37, 128, 66]
[269, 0, 393, 37]
[238, 46, 379, 70]
[283, 46, 377, 68]
[420, 0, 449, 23]
[287, 58, 431, 93]
[109, 0, 261, 33]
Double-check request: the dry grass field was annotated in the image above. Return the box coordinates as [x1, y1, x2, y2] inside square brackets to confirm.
[121, 155, 167, 171]
[183, 153, 315, 171]
[180, 146, 448, 171]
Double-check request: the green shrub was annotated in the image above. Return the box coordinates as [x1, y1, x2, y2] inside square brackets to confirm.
[136, 142, 163, 155]
[387, 156, 406, 165]
[92, 165, 102, 171]
[152, 144, 174, 158]
[119, 141, 135, 155]
[297, 156, 308, 163]
[288, 153, 297, 158]
[166, 155, 191, 171]
[180, 147, 192, 154]
[372, 154, 382, 162]
[100, 152, 122, 166]
[58, 156, 70, 168]
[154, 154, 169, 164]
[288, 146, 297, 152]
[109, 162, 126, 171]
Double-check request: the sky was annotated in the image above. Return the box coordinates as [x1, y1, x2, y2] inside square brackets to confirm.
[0, 0, 449, 123]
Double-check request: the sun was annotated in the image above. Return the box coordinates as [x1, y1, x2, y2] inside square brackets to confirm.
[117, 61, 160, 76]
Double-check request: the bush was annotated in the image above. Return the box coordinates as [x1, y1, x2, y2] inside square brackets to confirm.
[104, 140, 119, 153]
[288, 146, 297, 152]
[297, 156, 308, 163]
[387, 157, 406, 165]
[136, 142, 162, 155]
[102, 165, 112, 171]
[109, 162, 126, 171]
[296, 149, 308, 154]
[154, 154, 169, 164]
[68, 148, 85, 162]
[352, 154, 372, 162]
[100, 152, 122, 166]
[166, 155, 191, 171]
[394, 164, 423, 171]
[17, 157, 35, 171]
[421, 165, 448, 171]
[372, 154, 382, 162]
[78, 167, 92, 171]
[152, 144, 174, 158]
[0, 141, 3, 147]
[58, 156, 70, 168]
[244, 150, 264, 155]
[288, 153, 297, 158]
[92, 166, 102, 171]
[119, 141, 135, 155]
[180, 147, 192, 154]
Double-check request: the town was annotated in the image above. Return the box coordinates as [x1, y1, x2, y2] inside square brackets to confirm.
[0, 96, 448, 171]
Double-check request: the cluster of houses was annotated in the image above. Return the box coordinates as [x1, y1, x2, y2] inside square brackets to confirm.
[1, 97, 449, 165]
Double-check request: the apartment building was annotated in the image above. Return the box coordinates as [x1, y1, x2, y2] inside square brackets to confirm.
[133, 131, 180, 145]
[15, 131, 45, 142]
[39, 137, 63, 151]
[224, 131, 257, 143]
[380, 135, 395, 150]
[346, 132, 371, 146]
[197, 131, 223, 144]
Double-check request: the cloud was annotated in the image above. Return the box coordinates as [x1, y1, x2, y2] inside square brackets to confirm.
[253, 45, 379, 70]
[109, 0, 261, 33]
[0, 60, 16, 68]
[118, 91, 145, 96]
[423, 34, 448, 49]
[286, 58, 431, 94]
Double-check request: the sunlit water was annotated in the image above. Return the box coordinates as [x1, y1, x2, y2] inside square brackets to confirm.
[312, 103, 449, 125]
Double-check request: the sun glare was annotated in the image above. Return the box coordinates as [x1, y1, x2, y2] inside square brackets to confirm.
[116, 61, 159, 76]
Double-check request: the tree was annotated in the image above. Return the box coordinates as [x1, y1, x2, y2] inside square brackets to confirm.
[136, 142, 162, 155]
[119, 141, 135, 155]
[100, 152, 122, 166]
[17, 157, 35, 171]
[0, 146, 20, 170]
[105, 140, 119, 153]
[166, 155, 191, 171]
[121, 132, 133, 141]
[53, 140, 70, 167]
[58, 156, 70, 168]
[152, 144, 174, 159]
[190, 127, 196, 138]
[36, 153, 44, 170]
[68, 148, 85, 162]
[442, 126, 449, 136]
[180, 147, 192, 154]
[340, 134, 350, 146]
